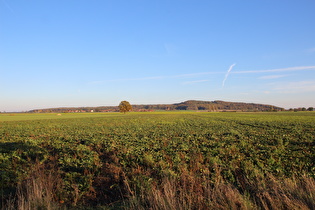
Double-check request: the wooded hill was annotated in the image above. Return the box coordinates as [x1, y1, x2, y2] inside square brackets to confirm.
[30, 100, 284, 113]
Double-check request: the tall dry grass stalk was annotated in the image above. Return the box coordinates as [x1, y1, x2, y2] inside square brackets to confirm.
[2, 164, 62, 210]
[16, 178, 54, 210]
[2, 162, 314, 209]
[126, 176, 254, 210]
[125, 172, 315, 210]
[252, 174, 315, 210]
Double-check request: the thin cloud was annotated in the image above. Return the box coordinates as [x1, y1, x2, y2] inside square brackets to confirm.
[173, 71, 222, 78]
[109, 76, 165, 82]
[222, 63, 236, 87]
[307, 48, 315, 53]
[182, 79, 210, 85]
[89, 72, 222, 84]
[89, 81, 104, 85]
[164, 43, 176, 56]
[259, 75, 288, 80]
[88, 65, 315, 85]
[233, 65, 315, 74]
[271, 80, 315, 93]
[89, 76, 165, 84]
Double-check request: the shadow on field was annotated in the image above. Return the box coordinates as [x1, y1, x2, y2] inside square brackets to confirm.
[0, 141, 47, 162]
[0, 141, 56, 209]
[0, 142, 36, 153]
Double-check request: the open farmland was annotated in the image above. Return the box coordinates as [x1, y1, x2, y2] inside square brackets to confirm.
[1, 112, 315, 209]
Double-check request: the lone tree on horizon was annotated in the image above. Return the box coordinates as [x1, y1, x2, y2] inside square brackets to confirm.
[119, 101, 132, 113]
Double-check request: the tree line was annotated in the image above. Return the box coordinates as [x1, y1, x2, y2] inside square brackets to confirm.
[28, 100, 314, 113]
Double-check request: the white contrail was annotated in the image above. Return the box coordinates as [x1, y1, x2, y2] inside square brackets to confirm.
[2, 0, 16, 15]
[222, 63, 236, 87]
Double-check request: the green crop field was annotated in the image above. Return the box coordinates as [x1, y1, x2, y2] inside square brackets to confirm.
[1, 112, 314, 209]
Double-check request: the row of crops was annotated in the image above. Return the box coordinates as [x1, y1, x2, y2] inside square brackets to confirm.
[1, 112, 314, 209]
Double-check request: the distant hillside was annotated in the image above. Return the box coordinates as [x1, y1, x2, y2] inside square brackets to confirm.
[29, 100, 283, 113]
[132, 100, 283, 112]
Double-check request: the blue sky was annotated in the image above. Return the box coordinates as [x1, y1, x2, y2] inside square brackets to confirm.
[1, 0, 315, 111]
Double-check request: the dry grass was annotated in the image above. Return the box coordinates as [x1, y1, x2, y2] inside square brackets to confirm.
[125, 172, 315, 210]
[2, 164, 314, 210]
[126, 177, 253, 210]
[1, 164, 62, 210]
[16, 178, 54, 210]
[252, 175, 315, 210]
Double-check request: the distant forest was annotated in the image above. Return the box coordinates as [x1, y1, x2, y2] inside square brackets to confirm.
[29, 100, 285, 113]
